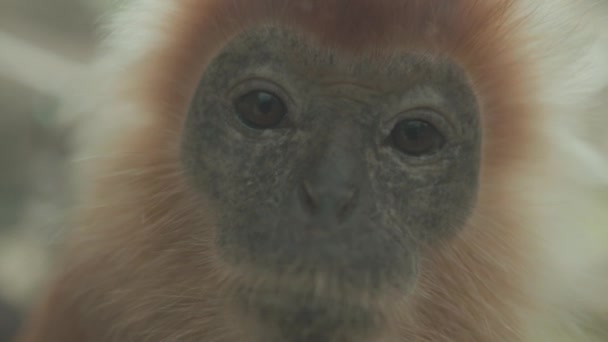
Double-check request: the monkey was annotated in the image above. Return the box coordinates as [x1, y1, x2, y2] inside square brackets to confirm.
[15, 0, 608, 341]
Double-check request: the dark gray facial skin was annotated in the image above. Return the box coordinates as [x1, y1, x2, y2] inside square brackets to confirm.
[182, 26, 481, 342]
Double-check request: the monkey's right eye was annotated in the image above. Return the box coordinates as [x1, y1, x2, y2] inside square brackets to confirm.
[234, 91, 287, 129]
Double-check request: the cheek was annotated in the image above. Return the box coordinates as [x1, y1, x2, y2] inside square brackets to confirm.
[371, 144, 481, 241]
[182, 101, 296, 220]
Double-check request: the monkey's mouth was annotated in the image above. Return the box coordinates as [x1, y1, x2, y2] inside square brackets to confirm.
[217, 249, 416, 303]
[217, 222, 418, 294]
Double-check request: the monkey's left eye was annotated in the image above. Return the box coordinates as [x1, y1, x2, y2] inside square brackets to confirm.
[234, 91, 287, 129]
[390, 119, 446, 156]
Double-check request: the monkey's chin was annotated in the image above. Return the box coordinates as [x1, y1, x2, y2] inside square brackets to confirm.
[226, 287, 390, 342]
[218, 266, 411, 342]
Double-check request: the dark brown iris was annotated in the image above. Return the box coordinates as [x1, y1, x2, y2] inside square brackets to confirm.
[235, 91, 287, 129]
[391, 119, 445, 156]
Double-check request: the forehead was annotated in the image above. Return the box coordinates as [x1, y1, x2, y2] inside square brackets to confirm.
[213, 26, 470, 89]
[191, 0, 515, 55]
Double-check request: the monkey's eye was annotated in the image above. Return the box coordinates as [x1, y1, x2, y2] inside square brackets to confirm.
[390, 119, 445, 156]
[234, 90, 287, 129]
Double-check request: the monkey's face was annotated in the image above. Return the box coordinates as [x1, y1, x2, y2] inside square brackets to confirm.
[182, 25, 480, 326]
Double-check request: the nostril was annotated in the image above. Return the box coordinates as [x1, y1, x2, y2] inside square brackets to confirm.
[298, 182, 318, 214]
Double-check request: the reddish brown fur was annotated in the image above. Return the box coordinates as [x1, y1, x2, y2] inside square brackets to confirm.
[18, 0, 546, 341]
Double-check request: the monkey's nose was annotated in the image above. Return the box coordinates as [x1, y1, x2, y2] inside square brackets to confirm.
[297, 181, 360, 223]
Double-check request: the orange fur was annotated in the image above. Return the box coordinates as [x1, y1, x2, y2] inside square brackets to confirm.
[18, 1, 558, 341]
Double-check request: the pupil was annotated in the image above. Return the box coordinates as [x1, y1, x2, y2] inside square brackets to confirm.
[257, 92, 274, 114]
[404, 121, 428, 141]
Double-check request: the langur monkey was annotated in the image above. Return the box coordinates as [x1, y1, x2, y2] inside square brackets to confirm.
[16, 0, 608, 341]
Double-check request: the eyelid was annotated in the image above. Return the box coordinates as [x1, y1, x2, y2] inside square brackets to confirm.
[228, 77, 295, 106]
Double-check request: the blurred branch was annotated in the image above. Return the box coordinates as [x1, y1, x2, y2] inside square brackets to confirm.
[0, 31, 84, 99]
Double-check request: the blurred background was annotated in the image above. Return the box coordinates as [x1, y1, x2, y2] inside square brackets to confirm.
[0, 1, 606, 341]
[0, 0, 118, 339]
